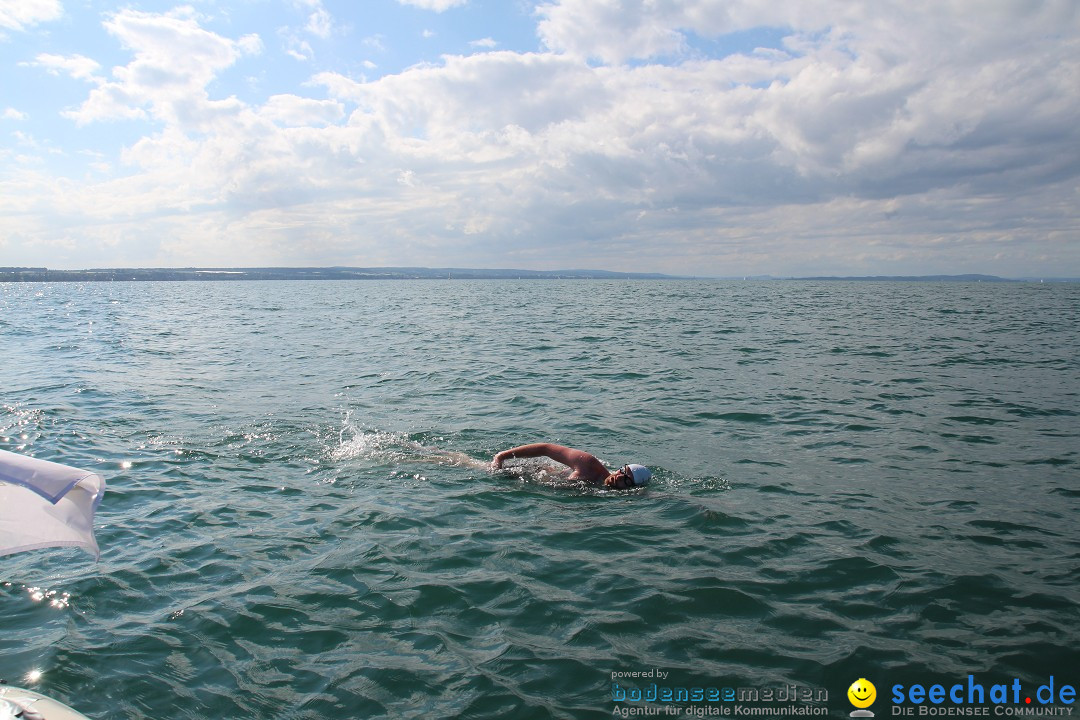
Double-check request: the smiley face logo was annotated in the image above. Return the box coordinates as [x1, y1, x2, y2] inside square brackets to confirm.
[848, 678, 876, 709]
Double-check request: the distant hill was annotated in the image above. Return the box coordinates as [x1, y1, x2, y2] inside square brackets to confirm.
[791, 274, 1015, 282]
[0, 266, 686, 282]
[2, 268, 1074, 283]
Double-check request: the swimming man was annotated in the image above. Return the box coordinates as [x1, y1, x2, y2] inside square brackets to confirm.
[491, 443, 651, 489]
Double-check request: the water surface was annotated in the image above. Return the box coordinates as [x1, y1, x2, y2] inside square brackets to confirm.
[1, 280, 1077, 718]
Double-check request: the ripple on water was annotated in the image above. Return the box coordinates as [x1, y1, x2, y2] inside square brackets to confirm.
[1, 280, 1078, 718]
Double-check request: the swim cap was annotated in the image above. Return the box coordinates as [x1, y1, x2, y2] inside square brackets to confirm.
[627, 464, 651, 485]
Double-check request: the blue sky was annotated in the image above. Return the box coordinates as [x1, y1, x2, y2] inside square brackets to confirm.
[2, 0, 1078, 276]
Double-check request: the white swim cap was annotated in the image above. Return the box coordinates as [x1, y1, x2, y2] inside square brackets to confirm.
[627, 464, 651, 485]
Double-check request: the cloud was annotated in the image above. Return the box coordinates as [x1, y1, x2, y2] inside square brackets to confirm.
[3, 107, 28, 120]
[23, 53, 101, 81]
[469, 37, 497, 49]
[238, 34, 264, 55]
[280, 0, 327, 60]
[285, 35, 314, 61]
[260, 94, 344, 126]
[535, 1, 861, 64]
[397, 0, 468, 12]
[536, 0, 689, 64]
[295, 0, 333, 38]
[8, 1, 1080, 275]
[63, 7, 260, 127]
[362, 34, 386, 52]
[0, 0, 61, 31]
[260, 2, 1080, 273]
[306, 9, 332, 38]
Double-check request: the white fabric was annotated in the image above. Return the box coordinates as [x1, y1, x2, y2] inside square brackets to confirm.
[0, 449, 105, 558]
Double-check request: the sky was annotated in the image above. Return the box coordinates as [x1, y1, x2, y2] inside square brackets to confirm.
[1, 0, 1078, 277]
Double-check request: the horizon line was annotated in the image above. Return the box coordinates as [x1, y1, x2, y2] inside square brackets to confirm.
[1, 267, 1078, 283]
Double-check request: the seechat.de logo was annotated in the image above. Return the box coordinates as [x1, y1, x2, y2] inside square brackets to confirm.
[849, 678, 877, 717]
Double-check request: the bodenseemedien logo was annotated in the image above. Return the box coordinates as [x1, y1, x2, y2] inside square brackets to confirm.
[849, 679, 877, 717]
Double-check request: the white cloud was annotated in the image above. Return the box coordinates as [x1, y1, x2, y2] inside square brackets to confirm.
[238, 34, 264, 55]
[3, 107, 28, 120]
[275, 2, 1080, 274]
[65, 85, 149, 124]
[536, 0, 688, 64]
[260, 94, 344, 127]
[310, 71, 362, 100]
[306, 9, 331, 38]
[7, 1, 1080, 275]
[469, 37, 497, 49]
[397, 0, 467, 12]
[285, 35, 314, 61]
[11, 130, 37, 147]
[63, 7, 260, 127]
[301, 0, 332, 38]
[280, 0, 327, 60]
[362, 34, 386, 52]
[24, 53, 102, 82]
[0, 0, 60, 31]
[535, 0, 865, 64]
[535, 1, 1066, 69]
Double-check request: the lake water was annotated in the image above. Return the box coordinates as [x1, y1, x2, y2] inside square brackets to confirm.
[1, 279, 1077, 719]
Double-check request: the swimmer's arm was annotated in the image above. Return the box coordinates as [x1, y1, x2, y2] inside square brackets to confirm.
[493, 443, 571, 468]
[491, 443, 604, 477]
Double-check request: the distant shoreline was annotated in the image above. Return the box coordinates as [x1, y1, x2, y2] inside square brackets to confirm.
[791, 274, 1018, 282]
[0, 267, 682, 282]
[0, 267, 1076, 283]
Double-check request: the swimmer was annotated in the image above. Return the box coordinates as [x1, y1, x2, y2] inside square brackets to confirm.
[491, 443, 651, 489]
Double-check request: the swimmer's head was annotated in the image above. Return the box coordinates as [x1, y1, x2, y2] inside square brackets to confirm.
[605, 464, 651, 489]
[626, 464, 651, 485]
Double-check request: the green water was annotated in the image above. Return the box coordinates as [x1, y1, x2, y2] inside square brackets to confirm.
[1, 280, 1077, 718]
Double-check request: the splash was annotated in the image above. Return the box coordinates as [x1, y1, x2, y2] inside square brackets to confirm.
[330, 419, 416, 463]
[330, 415, 490, 472]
